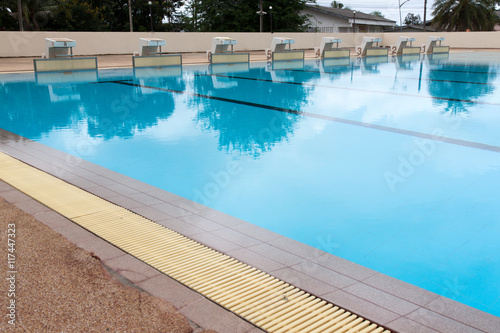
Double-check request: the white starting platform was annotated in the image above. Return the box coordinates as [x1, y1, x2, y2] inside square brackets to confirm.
[266, 37, 304, 61]
[356, 37, 389, 57]
[43, 38, 76, 59]
[424, 36, 449, 54]
[35, 38, 97, 73]
[210, 37, 236, 54]
[314, 37, 350, 59]
[206, 37, 249, 64]
[133, 38, 182, 68]
[137, 38, 167, 56]
[392, 36, 420, 55]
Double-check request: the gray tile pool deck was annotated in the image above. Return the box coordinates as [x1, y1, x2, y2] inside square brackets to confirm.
[1, 53, 500, 332]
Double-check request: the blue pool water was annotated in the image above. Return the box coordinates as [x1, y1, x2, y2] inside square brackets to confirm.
[1, 53, 500, 316]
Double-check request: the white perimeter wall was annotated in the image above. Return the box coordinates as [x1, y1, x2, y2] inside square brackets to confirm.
[0, 31, 499, 57]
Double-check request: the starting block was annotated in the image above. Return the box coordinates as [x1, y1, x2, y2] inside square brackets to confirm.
[133, 38, 182, 68]
[392, 36, 420, 55]
[424, 36, 449, 54]
[35, 38, 97, 73]
[206, 37, 249, 64]
[43, 38, 76, 59]
[136, 38, 167, 56]
[356, 37, 389, 57]
[314, 37, 350, 59]
[266, 37, 304, 61]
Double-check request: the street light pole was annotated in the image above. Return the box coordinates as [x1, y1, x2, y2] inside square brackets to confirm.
[399, 0, 412, 32]
[148, 1, 153, 32]
[353, 11, 356, 33]
[269, 6, 273, 33]
[399, 0, 402, 32]
[259, 0, 263, 32]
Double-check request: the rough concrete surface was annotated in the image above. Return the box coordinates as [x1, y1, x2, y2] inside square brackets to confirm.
[0, 197, 217, 332]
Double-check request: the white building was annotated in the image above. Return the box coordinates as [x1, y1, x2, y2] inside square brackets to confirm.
[302, 5, 396, 33]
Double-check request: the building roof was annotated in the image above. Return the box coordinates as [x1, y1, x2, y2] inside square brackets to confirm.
[305, 5, 396, 24]
[384, 24, 436, 32]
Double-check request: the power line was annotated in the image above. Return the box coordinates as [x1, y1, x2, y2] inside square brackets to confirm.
[315, 0, 433, 10]
[314, 0, 435, 22]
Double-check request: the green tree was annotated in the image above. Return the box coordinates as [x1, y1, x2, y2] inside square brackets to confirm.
[97, 0, 184, 32]
[370, 11, 385, 18]
[331, 1, 350, 9]
[98, 0, 130, 31]
[152, 0, 185, 31]
[5, 0, 185, 32]
[0, 3, 18, 30]
[184, 0, 312, 32]
[432, 0, 497, 31]
[3, 0, 57, 31]
[404, 13, 422, 25]
[48, 0, 106, 31]
[331, 1, 344, 8]
[180, 0, 201, 31]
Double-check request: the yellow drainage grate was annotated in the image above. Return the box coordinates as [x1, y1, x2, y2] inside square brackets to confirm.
[0, 152, 391, 333]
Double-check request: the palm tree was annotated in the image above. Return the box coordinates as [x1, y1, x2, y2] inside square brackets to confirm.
[432, 0, 497, 31]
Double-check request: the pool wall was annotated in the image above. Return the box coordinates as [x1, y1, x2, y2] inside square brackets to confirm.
[1, 31, 500, 58]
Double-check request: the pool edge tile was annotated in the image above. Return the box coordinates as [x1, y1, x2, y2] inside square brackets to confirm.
[425, 296, 500, 333]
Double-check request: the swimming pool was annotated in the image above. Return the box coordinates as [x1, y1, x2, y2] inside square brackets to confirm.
[1, 53, 499, 317]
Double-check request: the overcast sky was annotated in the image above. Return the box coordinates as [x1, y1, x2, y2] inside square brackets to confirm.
[314, 0, 437, 25]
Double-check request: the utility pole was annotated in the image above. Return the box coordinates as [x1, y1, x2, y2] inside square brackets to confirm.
[17, 0, 24, 31]
[423, 0, 427, 31]
[257, 0, 268, 33]
[128, 0, 133, 32]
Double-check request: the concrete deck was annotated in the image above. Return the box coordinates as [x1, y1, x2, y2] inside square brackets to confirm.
[1, 51, 499, 332]
[1, 48, 500, 73]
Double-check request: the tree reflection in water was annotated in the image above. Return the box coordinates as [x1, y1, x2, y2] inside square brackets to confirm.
[427, 63, 498, 116]
[192, 67, 313, 158]
[82, 77, 182, 140]
[0, 74, 184, 140]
